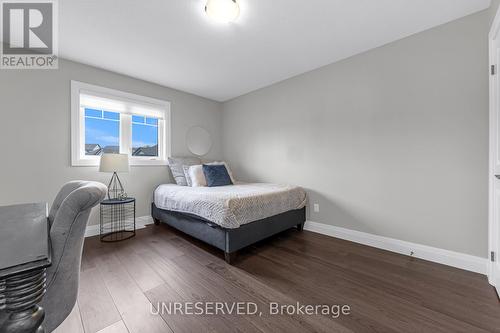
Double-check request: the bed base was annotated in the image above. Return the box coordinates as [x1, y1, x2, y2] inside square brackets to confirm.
[151, 203, 306, 264]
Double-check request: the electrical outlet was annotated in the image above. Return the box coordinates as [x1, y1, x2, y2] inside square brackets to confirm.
[313, 203, 320, 213]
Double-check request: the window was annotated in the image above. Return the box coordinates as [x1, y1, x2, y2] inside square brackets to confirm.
[84, 109, 120, 155]
[132, 115, 158, 157]
[71, 81, 171, 166]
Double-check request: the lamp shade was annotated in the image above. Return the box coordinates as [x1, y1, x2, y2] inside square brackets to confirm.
[99, 154, 130, 173]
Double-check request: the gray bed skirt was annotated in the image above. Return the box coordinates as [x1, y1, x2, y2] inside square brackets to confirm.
[151, 203, 306, 264]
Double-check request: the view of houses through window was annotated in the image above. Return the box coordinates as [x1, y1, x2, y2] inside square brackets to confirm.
[132, 115, 159, 157]
[84, 108, 159, 157]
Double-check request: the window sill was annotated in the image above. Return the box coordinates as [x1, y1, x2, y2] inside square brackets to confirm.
[72, 158, 168, 167]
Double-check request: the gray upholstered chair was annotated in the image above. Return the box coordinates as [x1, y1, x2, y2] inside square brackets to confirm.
[41, 181, 107, 332]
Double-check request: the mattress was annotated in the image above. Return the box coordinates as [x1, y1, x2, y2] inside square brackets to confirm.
[154, 183, 307, 229]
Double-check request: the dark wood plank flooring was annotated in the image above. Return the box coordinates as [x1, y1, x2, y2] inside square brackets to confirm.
[66, 223, 500, 333]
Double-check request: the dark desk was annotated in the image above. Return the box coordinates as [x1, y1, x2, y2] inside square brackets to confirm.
[0, 203, 51, 333]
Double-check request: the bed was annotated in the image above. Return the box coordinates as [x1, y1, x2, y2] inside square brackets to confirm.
[151, 183, 307, 264]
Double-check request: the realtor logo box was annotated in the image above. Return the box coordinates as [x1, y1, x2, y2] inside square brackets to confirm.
[1, 0, 58, 69]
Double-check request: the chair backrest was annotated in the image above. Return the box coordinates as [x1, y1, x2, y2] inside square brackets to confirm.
[42, 181, 107, 332]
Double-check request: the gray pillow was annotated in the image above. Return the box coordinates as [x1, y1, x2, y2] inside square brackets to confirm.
[168, 157, 201, 186]
[182, 165, 193, 187]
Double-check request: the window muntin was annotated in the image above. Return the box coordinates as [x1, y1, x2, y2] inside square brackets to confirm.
[71, 81, 171, 166]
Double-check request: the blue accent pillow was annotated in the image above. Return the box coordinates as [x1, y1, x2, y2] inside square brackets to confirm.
[202, 164, 233, 187]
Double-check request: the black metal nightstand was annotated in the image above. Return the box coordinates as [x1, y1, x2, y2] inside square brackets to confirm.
[100, 197, 136, 242]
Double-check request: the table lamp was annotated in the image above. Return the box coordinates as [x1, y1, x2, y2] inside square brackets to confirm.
[99, 153, 130, 200]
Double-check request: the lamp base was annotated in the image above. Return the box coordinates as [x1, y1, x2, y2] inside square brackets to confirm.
[107, 172, 124, 200]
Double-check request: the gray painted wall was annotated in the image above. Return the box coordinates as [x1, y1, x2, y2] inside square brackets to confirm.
[490, 0, 500, 25]
[0, 59, 223, 226]
[223, 10, 490, 257]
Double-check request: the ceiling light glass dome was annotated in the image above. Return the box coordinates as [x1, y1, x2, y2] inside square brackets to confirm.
[205, 0, 240, 23]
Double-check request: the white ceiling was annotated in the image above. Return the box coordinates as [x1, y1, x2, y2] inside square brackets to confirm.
[59, 0, 491, 102]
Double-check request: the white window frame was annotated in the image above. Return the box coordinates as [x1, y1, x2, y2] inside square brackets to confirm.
[71, 80, 171, 166]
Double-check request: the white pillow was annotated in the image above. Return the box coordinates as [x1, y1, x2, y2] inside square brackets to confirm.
[205, 161, 236, 184]
[188, 165, 207, 187]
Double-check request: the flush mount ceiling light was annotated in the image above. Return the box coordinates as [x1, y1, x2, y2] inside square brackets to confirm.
[205, 0, 240, 23]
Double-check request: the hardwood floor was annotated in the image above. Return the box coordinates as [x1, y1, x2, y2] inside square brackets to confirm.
[56, 224, 500, 333]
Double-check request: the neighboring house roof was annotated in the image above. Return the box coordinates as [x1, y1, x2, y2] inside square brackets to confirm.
[102, 146, 120, 154]
[132, 145, 158, 156]
[85, 144, 102, 155]
[86, 144, 157, 156]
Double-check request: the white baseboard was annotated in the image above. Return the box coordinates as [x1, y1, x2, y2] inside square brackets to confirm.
[488, 261, 500, 288]
[488, 263, 495, 285]
[85, 216, 154, 238]
[304, 221, 488, 275]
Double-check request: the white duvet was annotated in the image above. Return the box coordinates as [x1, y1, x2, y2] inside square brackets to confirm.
[154, 183, 307, 229]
